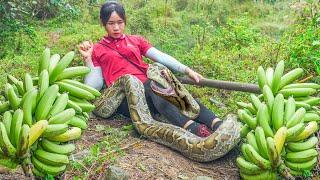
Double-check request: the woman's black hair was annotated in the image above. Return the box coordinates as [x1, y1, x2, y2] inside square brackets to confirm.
[100, 1, 126, 26]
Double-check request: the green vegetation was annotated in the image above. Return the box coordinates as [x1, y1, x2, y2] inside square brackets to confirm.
[0, 0, 319, 178]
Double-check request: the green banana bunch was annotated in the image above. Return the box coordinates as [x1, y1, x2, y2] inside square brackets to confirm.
[237, 60, 320, 179]
[0, 48, 101, 178]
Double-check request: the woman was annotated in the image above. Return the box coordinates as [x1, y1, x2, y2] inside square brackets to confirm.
[79, 1, 222, 137]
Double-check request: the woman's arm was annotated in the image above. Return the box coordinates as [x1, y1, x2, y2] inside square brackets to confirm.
[145, 47, 188, 73]
[84, 61, 104, 91]
[145, 47, 203, 83]
[79, 41, 104, 91]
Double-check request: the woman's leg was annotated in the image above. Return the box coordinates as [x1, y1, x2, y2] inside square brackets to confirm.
[193, 100, 223, 131]
[114, 82, 159, 118]
[144, 81, 212, 137]
[114, 98, 131, 118]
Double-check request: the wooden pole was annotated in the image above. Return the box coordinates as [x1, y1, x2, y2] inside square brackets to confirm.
[177, 76, 261, 94]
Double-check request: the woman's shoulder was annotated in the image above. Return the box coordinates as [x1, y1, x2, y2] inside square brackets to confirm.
[125, 34, 147, 41]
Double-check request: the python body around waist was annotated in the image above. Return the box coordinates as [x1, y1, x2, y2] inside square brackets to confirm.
[93, 63, 240, 162]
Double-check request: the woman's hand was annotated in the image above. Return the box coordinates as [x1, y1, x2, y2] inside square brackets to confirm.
[185, 67, 204, 83]
[78, 41, 93, 63]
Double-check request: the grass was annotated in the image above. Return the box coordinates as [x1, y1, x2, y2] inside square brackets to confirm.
[66, 122, 133, 179]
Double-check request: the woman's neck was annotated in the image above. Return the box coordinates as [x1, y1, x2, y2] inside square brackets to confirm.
[106, 34, 125, 40]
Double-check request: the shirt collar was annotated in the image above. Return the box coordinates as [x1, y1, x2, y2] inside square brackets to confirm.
[103, 34, 126, 44]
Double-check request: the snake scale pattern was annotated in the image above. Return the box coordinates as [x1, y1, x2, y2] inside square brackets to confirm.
[93, 63, 240, 162]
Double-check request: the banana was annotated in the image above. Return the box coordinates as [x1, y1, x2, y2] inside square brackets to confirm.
[293, 121, 318, 142]
[257, 104, 274, 137]
[49, 51, 75, 83]
[0, 101, 10, 114]
[29, 120, 48, 147]
[254, 126, 269, 159]
[2, 111, 12, 136]
[16, 81, 25, 95]
[24, 73, 33, 92]
[7, 74, 20, 85]
[236, 156, 264, 175]
[56, 66, 91, 81]
[240, 171, 276, 180]
[279, 88, 316, 98]
[271, 60, 284, 94]
[10, 109, 23, 148]
[67, 116, 88, 129]
[283, 83, 320, 89]
[68, 96, 96, 112]
[279, 68, 304, 89]
[55, 81, 95, 100]
[34, 149, 69, 166]
[38, 70, 49, 100]
[48, 54, 61, 75]
[244, 144, 271, 170]
[286, 148, 318, 163]
[41, 139, 76, 155]
[7, 75, 24, 95]
[257, 66, 267, 90]
[287, 136, 318, 152]
[286, 107, 306, 128]
[48, 108, 75, 124]
[302, 97, 320, 106]
[48, 93, 69, 117]
[273, 127, 287, 154]
[285, 156, 317, 171]
[16, 124, 29, 158]
[31, 156, 66, 176]
[266, 137, 279, 168]
[42, 124, 68, 138]
[262, 85, 274, 114]
[240, 124, 251, 138]
[82, 112, 89, 120]
[47, 127, 81, 142]
[265, 67, 274, 87]
[38, 48, 50, 75]
[272, 94, 284, 130]
[241, 143, 253, 162]
[11, 84, 20, 96]
[22, 88, 38, 126]
[32, 166, 45, 177]
[74, 114, 88, 123]
[303, 112, 320, 122]
[236, 102, 256, 115]
[238, 109, 257, 129]
[294, 101, 311, 110]
[35, 85, 59, 121]
[249, 94, 262, 111]
[6, 83, 21, 110]
[286, 123, 305, 141]
[284, 97, 295, 124]
[61, 79, 101, 97]
[0, 122, 16, 157]
[288, 169, 303, 176]
[246, 131, 259, 151]
[66, 99, 83, 113]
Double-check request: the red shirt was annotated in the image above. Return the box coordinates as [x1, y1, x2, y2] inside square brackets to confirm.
[92, 34, 152, 87]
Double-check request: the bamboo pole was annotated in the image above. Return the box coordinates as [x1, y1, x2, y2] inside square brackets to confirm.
[177, 76, 261, 94]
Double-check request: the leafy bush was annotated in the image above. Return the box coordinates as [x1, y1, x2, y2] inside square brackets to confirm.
[281, 3, 320, 75]
[0, 0, 83, 58]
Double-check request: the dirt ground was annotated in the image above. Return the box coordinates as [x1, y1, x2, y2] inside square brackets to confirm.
[0, 116, 240, 180]
[68, 116, 240, 180]
[2, 115, 320, 179]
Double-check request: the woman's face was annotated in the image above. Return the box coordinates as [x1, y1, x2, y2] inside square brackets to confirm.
[105, 11, 125, 39]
